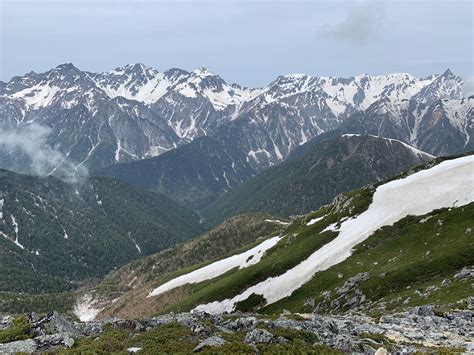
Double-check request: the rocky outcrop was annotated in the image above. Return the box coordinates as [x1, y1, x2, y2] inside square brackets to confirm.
[319, 272, 370, 311]
[0, 306, 472, 353]
[454, 267, 473, 280]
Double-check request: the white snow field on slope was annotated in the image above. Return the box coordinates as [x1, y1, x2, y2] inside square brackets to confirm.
[148, 235, 283, 298]
[193, 155, 474, 314]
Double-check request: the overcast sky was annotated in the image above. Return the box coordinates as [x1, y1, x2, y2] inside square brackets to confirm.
[0, 0, 472, 87]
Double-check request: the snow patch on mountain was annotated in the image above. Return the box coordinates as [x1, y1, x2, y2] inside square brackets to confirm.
[93, 65, 259, 112]
[437, 97, 473, 144]
[147, 235, 283, 298]
[91, 64, 179, 105]
[192, 155, 474, 313]
[11, 84, 61, 109]
[307, 215, 326, 226]
[342, 134, 435, 158]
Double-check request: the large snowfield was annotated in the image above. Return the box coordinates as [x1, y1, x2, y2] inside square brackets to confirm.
[192, 155, 474, 313]
[148, 235, 283, 298]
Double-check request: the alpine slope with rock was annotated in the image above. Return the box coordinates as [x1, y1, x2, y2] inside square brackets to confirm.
[80, 154, 473, 322]
[1, 64, 472, 173]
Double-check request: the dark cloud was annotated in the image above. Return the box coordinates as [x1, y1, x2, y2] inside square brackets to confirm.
[321, 1, 384, 43]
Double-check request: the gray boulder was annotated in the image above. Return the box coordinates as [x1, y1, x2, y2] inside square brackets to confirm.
[270, 316, 302, 330]
[193, 336, 226, 352]
[33, 311, 81, 337]
[411, 305, 434, 317]
[244, 328, 274, 344]
[236, 317, 258, 330]
[35, 333, 75, 350]
[454, 267, 473, 280]
[191, 323, 211, 336]
[0, 339, 36, 353]
[0, 315, 12, 330]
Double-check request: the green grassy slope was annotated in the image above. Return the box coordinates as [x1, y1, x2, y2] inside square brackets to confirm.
[87, 213, 285, 319]
[264, 203, 474, 315]
[105, 155, 472, 319]
[94, 186, 373, 318]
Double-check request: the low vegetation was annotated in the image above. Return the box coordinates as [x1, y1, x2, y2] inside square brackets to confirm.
[0, 316, 31, 343]
[57, 321, 339, 354]
[0, 292, 76, 315]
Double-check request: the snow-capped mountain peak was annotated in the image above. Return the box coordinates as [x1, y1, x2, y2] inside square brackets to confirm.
[0, 64, 471, 173]
[5, 63, 104, 111]
[191, 67, 217, 78]
[413, 68, 463, 105]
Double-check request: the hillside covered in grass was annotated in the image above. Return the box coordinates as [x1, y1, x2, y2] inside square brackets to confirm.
[77, 213, 285, 320]
[93, 154, 472, 319]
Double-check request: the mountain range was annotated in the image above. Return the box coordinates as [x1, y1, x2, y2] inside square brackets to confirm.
[0, 64, 472, 175]
[0, 62, 472, 352]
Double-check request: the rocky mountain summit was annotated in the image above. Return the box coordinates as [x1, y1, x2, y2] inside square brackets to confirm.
[1, 305, 472, 353]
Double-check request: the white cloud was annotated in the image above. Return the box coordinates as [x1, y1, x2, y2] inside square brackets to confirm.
[0, 123, 87, 183]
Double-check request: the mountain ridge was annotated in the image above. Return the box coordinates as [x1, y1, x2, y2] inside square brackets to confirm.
[1, 64, 471, 174]
[202, 134, 434, 225]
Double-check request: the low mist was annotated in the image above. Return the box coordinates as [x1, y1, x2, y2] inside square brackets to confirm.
[0, 123, 88, 183]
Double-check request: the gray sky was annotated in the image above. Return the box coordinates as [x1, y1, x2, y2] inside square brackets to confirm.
[0, 0, 472, 87]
